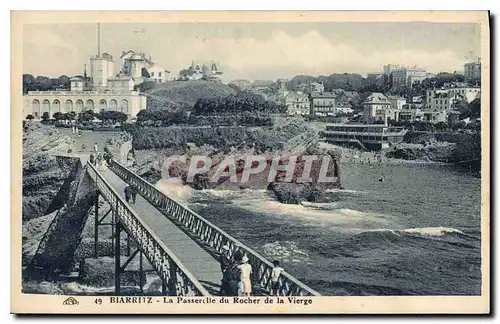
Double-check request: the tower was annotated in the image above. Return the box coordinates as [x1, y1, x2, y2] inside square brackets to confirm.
[90, 23, 114, 89]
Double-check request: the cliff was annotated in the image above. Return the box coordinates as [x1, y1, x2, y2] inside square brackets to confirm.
[22, 123, 77, 220]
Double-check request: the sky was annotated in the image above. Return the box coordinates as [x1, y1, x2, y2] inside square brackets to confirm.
[23, 22, 481, 81]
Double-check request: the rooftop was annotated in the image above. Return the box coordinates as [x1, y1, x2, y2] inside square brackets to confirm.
[310, 91, 337, 98]
[363, 92, 390, 104]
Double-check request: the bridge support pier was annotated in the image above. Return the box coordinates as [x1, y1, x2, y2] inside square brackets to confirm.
[93, 193, 113, 258]
[115, 218, 121, 295]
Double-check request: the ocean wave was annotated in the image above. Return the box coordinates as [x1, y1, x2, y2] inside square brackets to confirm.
[403, 226, 465, 237]
[300, 201, 338, 209]
[364, 226, 465, 237]
[155, 178, 195, 202]
[262, 241, 312, 264]
[200, 188, 268, 199]
[325, 189, 363, 194]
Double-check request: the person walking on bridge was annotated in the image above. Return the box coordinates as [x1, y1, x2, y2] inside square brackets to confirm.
[124, 185, 133, 204]
[219, 245, 232, 295]
[129, 184, 138, 204]
[89, 153, 96, 166]
[237, 255, 253, 296]
[270, 260, 284, 296]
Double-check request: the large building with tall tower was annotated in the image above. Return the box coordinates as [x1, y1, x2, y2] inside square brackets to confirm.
[23, 24, 147, 119]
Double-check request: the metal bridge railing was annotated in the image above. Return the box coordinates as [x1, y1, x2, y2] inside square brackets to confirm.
[86, 161, 211, 296]
[109, 159, 321, 297]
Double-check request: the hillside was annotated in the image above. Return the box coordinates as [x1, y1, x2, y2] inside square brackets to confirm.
[146, 80, 237, 111]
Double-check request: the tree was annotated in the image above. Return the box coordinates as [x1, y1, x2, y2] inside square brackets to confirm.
[135, 81, 156, 92]
[141, 68, 151, 78]
[57, 75, 70, 89]
[35, 76, 53, 91]
[79, 110, 95, 123]
[53, 112, 63, 121]
[41, 112, 50, 121]
[26, 114, 35, 120]
[23, 74, 36, 93]
[458, 98, 481, 120]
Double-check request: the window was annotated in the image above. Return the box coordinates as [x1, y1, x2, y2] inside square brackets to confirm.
[159, 72, 162, 77]
[151, 72, 154, 77]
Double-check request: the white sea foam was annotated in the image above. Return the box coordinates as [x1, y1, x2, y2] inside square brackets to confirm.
[155, 178, 195, 202]
[361, 227, 465, 237]
[325, 188, 362, 194]
[166, 184, 392, 228]
[300, 201, 337, 208]
[364, 228, 401, 236]
[262, 241, 312, 264]
[403, 226, 465, 237]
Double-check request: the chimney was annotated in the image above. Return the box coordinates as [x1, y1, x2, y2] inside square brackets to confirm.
[97, 23, 101, 56]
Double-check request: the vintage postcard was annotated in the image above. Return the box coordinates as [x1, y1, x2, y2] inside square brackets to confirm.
[11, 11, 490, 314]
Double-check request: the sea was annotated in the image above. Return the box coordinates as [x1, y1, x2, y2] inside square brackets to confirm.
[156, 163, 482, 296]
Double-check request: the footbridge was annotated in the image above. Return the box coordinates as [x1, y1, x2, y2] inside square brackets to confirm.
[85, 158, 320, 297]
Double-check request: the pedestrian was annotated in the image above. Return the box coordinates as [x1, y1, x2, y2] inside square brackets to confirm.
[94, 142, 99, 154]
[89, 153, 95, 166]
[237, 255, 252, 296]
[95, 153, 102, 169]
[219, 245, 232, 295]
[233, 248, 243, 264]
[270, 260, 284, 296]
[103, 151, 112, 165]
[225, 261, 241, 296]
[100, 153, 108, 171]
[220, 245, 232, 273]
[130, 184, 138, 204]
[124, 185, 132, 204]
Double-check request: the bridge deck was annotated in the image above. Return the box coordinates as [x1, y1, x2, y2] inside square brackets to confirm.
[99, 167, 222, 294]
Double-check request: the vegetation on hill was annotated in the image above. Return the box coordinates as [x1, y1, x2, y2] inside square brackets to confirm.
[192, 90, 286, 115]
[125, 118, 313, 152]
[144, 80, 237, 111]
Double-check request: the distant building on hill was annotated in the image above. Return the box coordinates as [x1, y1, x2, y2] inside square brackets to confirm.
[180, 60, 223, 81]
[464, 58, 481, 85]
[120, 50, 170, 84]
[296, 82, 324, 94]
[285, 91, 310, 115]
[362, 92, 392, 124]
[390, 66, 427, 92]
[426, 85, 480, 106]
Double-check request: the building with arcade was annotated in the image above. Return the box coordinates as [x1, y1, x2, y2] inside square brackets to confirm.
[23, 24, 147, 119]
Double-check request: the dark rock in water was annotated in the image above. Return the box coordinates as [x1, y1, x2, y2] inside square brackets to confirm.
[267, 145, 341, 204]
[385, 143, 454, 163]
[267, 182, 325, 204]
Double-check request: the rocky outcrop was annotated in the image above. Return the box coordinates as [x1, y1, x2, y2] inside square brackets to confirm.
[27, 164, 97, 278]
[267, 146, 342, 204]
[22, 123, 76, 220]
[384, 141, 454, 163]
